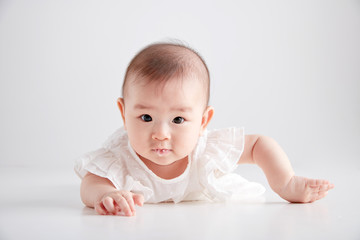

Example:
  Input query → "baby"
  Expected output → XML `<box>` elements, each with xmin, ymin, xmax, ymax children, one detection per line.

<box><xmin>75</xmin><ymin>42</ymin><xmax>334</xmax><ymax>216</ymax></box>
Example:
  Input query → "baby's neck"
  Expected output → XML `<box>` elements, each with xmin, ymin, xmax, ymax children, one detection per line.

<box><xmin>139</xmin><ymin>156</ymin><xmax>189</xmax><ymax>180</ymax></box>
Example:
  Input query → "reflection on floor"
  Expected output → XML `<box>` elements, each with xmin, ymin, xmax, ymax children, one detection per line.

<box><xmin>0</xmin><ymin>164</ymin><xmax>359</xmax><ymax>240</ymax></box>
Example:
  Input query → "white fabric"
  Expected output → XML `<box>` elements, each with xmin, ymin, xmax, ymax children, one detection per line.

<box><xmin>74</xmin><ymin>127</ymin><xmax>265</xmax><ymax>203</ymax></box>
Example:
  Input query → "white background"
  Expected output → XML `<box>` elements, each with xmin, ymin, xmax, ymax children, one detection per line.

<box><xmin>1</xmin><ymin>0</ymin><xmax>359</xmax><ymax>169</ymax></box>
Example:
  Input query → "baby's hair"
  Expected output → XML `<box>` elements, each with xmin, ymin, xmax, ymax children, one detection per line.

<box><xmin>122</xmin><ymin>41</ymin><xmax>210</xmax><ymax>105</ymax></box>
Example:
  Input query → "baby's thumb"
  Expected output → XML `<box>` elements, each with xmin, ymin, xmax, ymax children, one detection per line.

<box><xmin>132</xmin><ymin>193</ymin><xmax>144</xmax><ymax>206</ymax></box>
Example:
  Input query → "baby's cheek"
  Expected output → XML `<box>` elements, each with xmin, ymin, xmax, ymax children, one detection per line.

<box><xmin>179</xmin><ymin>132</ymin><xmax>199</xmax><ymax>153</ymax></box>
<box><xmin>127</xmin><ymin>130</ymin><xmax>147</xmax><ymax>150</ymax></box>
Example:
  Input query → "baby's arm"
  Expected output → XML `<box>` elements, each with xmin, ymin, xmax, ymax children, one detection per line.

<box><xmin>80</xmin><ymin>173</ymin><xmax>144</xmax><ymax>216</ymax></box>
<box><xmin>239</xmin><ymin>135</ymin><xmax>334</xmax><ymax>203</ymax></box>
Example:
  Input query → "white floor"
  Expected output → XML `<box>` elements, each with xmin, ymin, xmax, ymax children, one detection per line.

<box><xmin>0</xmin><ymin>163</ymin><xmax>359</xmax><ymax>240</ymax></box>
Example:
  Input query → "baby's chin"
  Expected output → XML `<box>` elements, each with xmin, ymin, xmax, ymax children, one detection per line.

<box><xmin>144</xmin><ymin>156</ymin><xmax>182</xmax><ymax>166</ymax></box>
<box><xmin>138</xmin><ymin>152</ymin><xmax>188</xmax><ymax>166</ymax></box>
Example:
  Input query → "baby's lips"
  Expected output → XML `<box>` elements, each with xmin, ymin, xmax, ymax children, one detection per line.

<box><xmin>152</xmin><ymin>148</ymin><xmax>172</xmax><ymax>156</ymax></box>
<box><xmin>155</xmin><ymin>149</ymin><xmax>170</xmax><ymax>154</ymax></box>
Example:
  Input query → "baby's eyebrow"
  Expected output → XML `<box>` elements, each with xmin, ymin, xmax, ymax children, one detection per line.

<box><xmin>133</xmin><ymin>104</ymin><xmax>193</xmax><ymax>112</ymax></box>
<box><xmin>170</xmin><ymin>106</ymin><xmax>193</xmax><ymax>112</ymax></box>
<box><xmin>134</xmin><ymin>104</ymin><xmax>153</xmax><ymax>110</ymax></box>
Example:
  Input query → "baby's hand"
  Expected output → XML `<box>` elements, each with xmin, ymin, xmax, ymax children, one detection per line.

<box><xmin>94</xmin><ymin>190</ymin><xmax>144</xmax><ymax>216</ymax></box>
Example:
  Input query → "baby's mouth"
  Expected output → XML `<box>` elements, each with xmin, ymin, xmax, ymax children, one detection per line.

<box><xmin>152</xmin><ymin>149</ymin><xmax>172</xmax><ymax>156</ymax></box>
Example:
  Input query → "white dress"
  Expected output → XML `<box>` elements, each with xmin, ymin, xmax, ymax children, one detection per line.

<box><xmin>74</xmin><ymin>127</ymin><xmax>265</xmax><ymax>203</ymax></box>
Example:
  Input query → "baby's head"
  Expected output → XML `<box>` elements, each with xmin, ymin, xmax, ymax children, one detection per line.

<box><xmin>118</xmin><ymin>42</ymin><xmax>214</xmax><ymax>166</ymax></box>
<box><xmin>122</xmin><ymin>42</ymin><xmax>210</xmax><ymax>107</ymax></box>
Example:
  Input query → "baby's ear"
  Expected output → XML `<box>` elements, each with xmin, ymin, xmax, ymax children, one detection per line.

<box><xmin>200</xmin><ymin>106</ymin><xmax>214</xmax><ymax>135</ymax></box>
<box><xmin>117</xmin><ymin>98</ymin><xmax>126</xmax><ymax>129</ymax></box>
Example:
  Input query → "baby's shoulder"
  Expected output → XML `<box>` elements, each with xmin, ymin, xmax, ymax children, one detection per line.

<box><xmin>203</xmin><ymin>127</ymin><xmax>244</xmax><ymax>145</ymax></box>
<box><xmin>102</xmin><ymin>127</ymin><xmax>128</xmax><ymax>150</ymax></box>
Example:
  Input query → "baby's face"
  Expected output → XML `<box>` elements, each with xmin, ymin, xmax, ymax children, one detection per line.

<box><xmin>119</xmin><ymin>76</ymin><xmax>213</xmax><ymax>166</ymax></box>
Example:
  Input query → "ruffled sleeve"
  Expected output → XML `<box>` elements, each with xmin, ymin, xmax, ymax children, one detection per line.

<box><xmin>74</xmin><ymin>147</ymin><xmax>119</xmax><ymax>179</ymax></box>
<box><xmin>194</xmin><ymin>127</ymin><xmax>265</xmax><ymax>201</ymax></box>
<box><xmin>74</xmin><ymin>128</ymin><xmax>153</xmax><ymax>201</ymax></box>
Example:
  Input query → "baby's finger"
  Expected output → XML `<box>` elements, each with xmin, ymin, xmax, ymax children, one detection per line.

<box><xmin>121</xmin><ymin>192</ymin><xmax>136</xmax><ymax>214</ymax></box>
<box><xmin>103</xmin><ymin>196</ymin><xmax>116</xmax><ymax>214</ymax></box>
<box><xmin>95</xmin><ymin>202</ymin><xmax>107</xmax><ymax>215</ymax></box>
<box><xmin>113</xmin><ymin>195</ymin><xmax>132</xmax><ymax>216</ymax></box>
<box><xmin>133</xmin><ymin>193</ymin><xmax>144</xmax><ymax>206</ymax></box>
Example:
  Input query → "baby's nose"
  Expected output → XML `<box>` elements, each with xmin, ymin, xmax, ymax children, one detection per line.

<box><xmin>152</xmin><ymin>123</ymin><xmax>171</xmax><ymax>141</ymax></box>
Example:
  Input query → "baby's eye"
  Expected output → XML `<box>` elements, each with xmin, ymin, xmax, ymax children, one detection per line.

<box><xmin>172</xmin><ymin>116</ymin><xmax>185</xmax><ymax>124</ymax></box>
<box><xmin>140</xmin><ymin>114</ymin><xmax>152</xmax><ymax>122</ymax></box>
